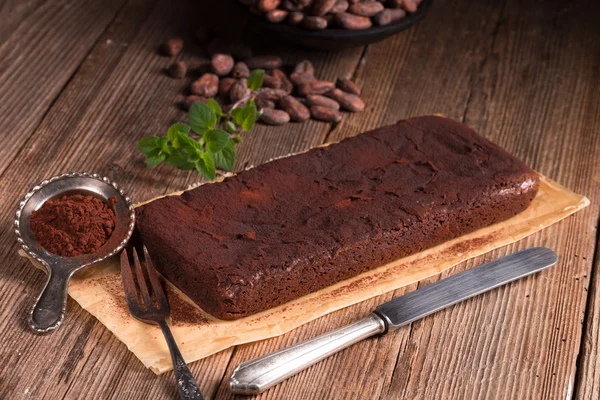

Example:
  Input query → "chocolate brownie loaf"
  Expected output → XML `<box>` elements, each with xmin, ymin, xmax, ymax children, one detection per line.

<box><xmin>136</xmin><ymin>116</ymin><xmax>539</xmax><ymax>320</ymax></box>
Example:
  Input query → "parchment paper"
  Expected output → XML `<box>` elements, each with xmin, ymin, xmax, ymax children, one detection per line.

<box><xmin>21</xmin><ymin>175</ymin><xmax>589</xmax><ymax>374</ymax></box>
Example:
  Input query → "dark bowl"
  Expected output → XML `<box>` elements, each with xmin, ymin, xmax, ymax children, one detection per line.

<box><xmin>240</xmin><ymin>0</ymin><xmax>433</xmax><ymax>51</ymax></box>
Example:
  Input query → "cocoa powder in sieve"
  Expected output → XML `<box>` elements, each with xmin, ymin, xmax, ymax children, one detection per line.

<box><xmin>30</xmin><ymin>194</ymin><xmax>118</xmax><ymax>257</ymax></box>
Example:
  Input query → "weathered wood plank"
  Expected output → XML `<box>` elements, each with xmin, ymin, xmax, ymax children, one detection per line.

<box><xmin>0</xmin><ymin>0</ymin><xmax>45</xmax><ymax>44</ymax></box>
<box><xmin>0</xmin><ymin>0</ymin><xmax>363</xmax><ymax>398</ymax></box>
<box><xmin>0</xmin><ymin>0</ymin><xmax>126</xmax><ymax>177</ymax></box>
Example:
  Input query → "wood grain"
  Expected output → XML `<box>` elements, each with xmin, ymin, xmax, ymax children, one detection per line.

<box><xmin>0</xmin><ymin>0</ymin><xmax>598</xmax><ymax>398</ymax></box>
<box><xmin>0</xmin><ymin>0</ymin><xmax>45</xmax><ymax>43</ymax></box>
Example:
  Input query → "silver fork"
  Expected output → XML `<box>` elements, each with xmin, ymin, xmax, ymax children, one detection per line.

<box><xmin>120</xmin><ymin>246</ymin><xmax>204</xmax><ymax>400</ymax></box>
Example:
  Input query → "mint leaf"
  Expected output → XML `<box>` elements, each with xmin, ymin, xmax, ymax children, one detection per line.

<box><xmin>189</xmin><ymin>101</ymin><xmax>217</xmax><ymax>135</ymax></box>
<box><xmin>205</xmin><ymin>129</ymin><xmax>230</xmax><ymax>153</ymax></box>
<box><xmin>164</xmin><ymin>152</ymin><xmax>195</xmax><ymax>170</ymax></box>
<box><xmin>207</xmin><ymin>98</ymin><xmax>223</xmax><ymax>118</ymax></box>
<box><xmin>138</xmin><ymin>137</ymin><xmax>161</xmax><ymax>155</ymax></box>
<box><xmin>247</xmin><ymin>69</ymin><xmax>264</xmax><ymax>91</ymax></box>
<box><xmin>211</xmin><ymin>139</ymin><xmax>236</xmax><ymax>171</ymax></box>
<box><xmin>167</xmin><ymin>123</ymin><xmax>191</xmax><ymax>148</ymax></box>
<box><xmin>232</xmin><ymin>102</ymin><xmax>257</xmax><ymax>131</ymax></box>
<box><xmin>195</xmin><ymin>152</ymin><xmax>216</xmax><ymax>180</ymax></box>
<box><xmin>225</xmin><ymin>120</ymin><xmax>237</xmax><ymax>135</ymax></box>
<box><xmin>146</xmin><ymin>151</ymin><xmax>166</xmax><ymax>168</ymax></box>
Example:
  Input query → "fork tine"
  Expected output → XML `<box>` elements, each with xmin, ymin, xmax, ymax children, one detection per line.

<box><xmin>132</xmin><ymin>247</ymin><xmax>153</xmax><ymax>308</ymax></box>
<box><xmin>143</xmin><ymin>246</ymin><xmax>169</xmax><ymax>311</ymax></box>
<box><xmin>120</xmin><ymin>250</ymin><xmax>140</xmax><ymax>312</ymax></box>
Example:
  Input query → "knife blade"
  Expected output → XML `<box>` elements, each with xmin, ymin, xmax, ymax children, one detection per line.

<box><xmin>229</xmin><ymin>247</ymin><xmax>557</xmax><ymax>395</ymax></box>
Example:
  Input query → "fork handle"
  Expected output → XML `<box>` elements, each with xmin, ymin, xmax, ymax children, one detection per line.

<box><xmin>158</xmin><ymin>321</ymin><xmax>204</xmax><ymax>400</ymax></box>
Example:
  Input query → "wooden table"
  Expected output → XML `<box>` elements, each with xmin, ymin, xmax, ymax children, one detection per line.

<box><xmin>1</xmin><ymin>0</ymin><xmax>598</xmax><ymax>398</ymax></box>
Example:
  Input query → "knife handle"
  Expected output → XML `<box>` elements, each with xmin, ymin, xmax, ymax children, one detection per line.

<box><xmin>229</xmin><ymin>314</ymin><xmax>387</xmax><ymax>395</ymax></box>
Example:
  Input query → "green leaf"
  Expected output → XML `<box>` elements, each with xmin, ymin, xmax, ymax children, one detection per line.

<box><xmin>231</xmin><ymin>103</ymin><xmax>257</xmax><ymax>131</ymax></box>
<box><xmin>195</xmin><ymin>152</ymin><xmax>216</xmax><ymax>180</ymax></box>
<box><xmin>207</xmin><ymin>98</ymin><xmax>223</xmax><ymax>118</ymax></box>
<box><xmin>211</xmin><ymin>139</ymin><xmax>236</xmax><ymax>172</ymax></box>
<box><xmin>146</xmin><ymin>152</ymin><xmax>166</xmax><ymax>168</ymax></box>
<box><xmin>233</xmin><ymin>135</ymin><xmax>242</xmax><ymax>144</ymax></box>
<box><xmin>247</xmin><ymin>69</ymin><xmax>264</xmax><ymax>91</ymax></box>
<box><xmin>205</xmin><ymin>129</ymin><xmax>230</xmax><ymax>153</ymax></box>
<box><xmin>225</xmin><ymin>120</ymin><xmax>237</xmax><ymax>135</ymax></box>
<box><xmin>188</xmin><ymin>101</ymin><xmax>217</xmax><ymax>135</ymax></box>
<box><xmin>167</xmin><ymin>123</ymin><xmax>191</xmax><ymax>148</ymax></box>
<box><xmin>164</xmin><ymin>152</ymin><xmax>195</xmax><ymax>170</ymax></box>
<box><xmin>138</xmin><ymin>136</ymin><xmax>161</xmax><ymax>155</ymax></box>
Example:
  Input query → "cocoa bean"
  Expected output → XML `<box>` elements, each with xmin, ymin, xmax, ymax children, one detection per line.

<box><xmin>348</xmin><ymin>0</ymin><xmax>360</xmax><ymax>3</ymax></box>
<box><xmin>162</xmin><ymin>37</ymin><xmax>183</xmax><ymax>56</ymax></box>
<box><xmin>279</xmin><ymin>95</ymin><xmax>310</xmax><ymax>122</ymax></box>
<box><xmin>310</xmin><ymin>105</ymin><xmax>342</xmax><ymax>122</ymax></box>
<box><xmin>255</xmin><ymin>95</ymin><xmax>276</xmax><ymax>109</ymax></box>
<box><xmin>402</xmin><ymin>0</ymin><xmax>418</xmax><ymax>12</ymax></box>
<box><xmin>260</xmin><ymin>108</ymin><xmax>290</xmax><ymax>125</ymax></box>
<box><xmin>282</xmin><ymin>0</ymin><xmax>304</xmax><ymax>11</ymax></box>
<box><xmin>263</xmin><ymin>74</ymin><xmax>282</xmax><ymax>89</ymax></box>
<box><xmin>232</xmin><ymin>61</ymin><xmax>250</xmax><ymax>78</ymax></box>
<box><xmin>322</xmin><ymin>14</ymin><xmax>334</xmax><ymax>24</ymax></box>
<box><xmin>271</xmin><ymin>69</ymin><xmax>294</xmax><ymax>93</ymax></box>
<box><xmin>302</xmin><ymin>16</ymin><xmax>328</xmax><ymax>30</ymax></box>
<box><xmin>330</xmin><ymin>0</ymin><xmax>349</xmax><ymax>13</ymax></box>
<box><xmin>257</xmin><ymin>0</ymin><xmax>281</xmax><ymax>12</ymax></box>
<box><xmin>373</xmin><ymin>8</ymin><xmax>406</xmax><ymax>25</ymax></box>
<box><xmin>311</xmin><ymin>0</ymin><xmax>337</xmax><ymax>16</ymax></box>
<box><xmin>348</xmin><ymin>2</ymin><xmax>384</xmax><ymax>17</ymax></box>
<box><xmin>191</xmin><ymin>73</ymin><xmax>219</xmax><ymax>97</ymax></box>
<box><xmin>219</xmin><ymin>77</ymin><xmax>236</xmax><ymax>98</ymax></box>
<box><xmin>183</xmin><ymin>95</ymin><xmax>208</xmax><ymax>110</ymax></box>
<box><xmin>294</xmin><ymin>60</ymin><xmax>315</xmax><ymax>75</ymax></box>
<box><xmin>327</xmin><ymin>88</ymin><xmax>364</xmax><ymax>112</ymax></box>
<box><xmin>306</xmin><ymin>94</ymin><xmax>340</xmax><ymax>110</ymax></box>
<box><xmin>211</xmin><ymin>54</ymin><xmax>235</xmax><ymax>76</ymax></box>
<box><xmin>335</xmin><ymin>12</ymin><xmax>372</xmax><ymax>29</ymax></box>
<box><xmin>296</xmin><ymin>0</ymin><xmax>313</xmax><ymax>6</ymax></box>
<box><xmin>257</xmin><ymin>87</ymin><xmax>288</xmax><ymax>101</ymax></box>
<box><xmin>230</xmin><ymin>41</ymin><xmax>253</xmax><ymax>60</ymax></box>
<box><xmin>207</xmin><ymin>38</ymin><xmax>231</xmax><ymax>56</ymax></box>
<box><xmin>167</xmin><ymin>61</ymin><xmax>187</xmax><ymax>79</ymax></box>
<box><xmin>246</xmin><ymin>56</ymin><xmax>283</xmax><ymax>70</ymax></box>
<box><xmin>296</xmin><ymin>79</ymin><xmax>335</xmax><ymax>96</ymax></box>
<box><xmin>290</xmin><ymin>72</ymin><xmax>312</xmax><ymax>85</ymax></box>
<box><xmin>386</xmin><ymin>0</ymin><xmax>403</xmax><ymax>8</ymax></box>
<box><xmin>336</xmin><ymin>77</ymin><xmax>361</xmax><ymax>95</ymax></box>
<box><xmin>266</xmin><ymin>9</ymin><xmax>289</xmax><ymax>22</ymax></box>
<box><xmin>288</xmin><ymin>11</ymin><xmax>305</xmax><ymax>25</ymax></box>
<box><xmin>230</xmin><ymin>79</ymin><xmax>251</xmax><ymax>103</ymax></box>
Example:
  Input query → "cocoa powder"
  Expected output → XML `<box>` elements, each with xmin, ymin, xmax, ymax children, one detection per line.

<box><xmin>30</xmin><ymin>194</ymin><xmax>118</xmax><ymax>257</ymax></box>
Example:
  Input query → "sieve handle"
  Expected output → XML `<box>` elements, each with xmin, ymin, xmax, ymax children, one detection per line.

<box><xmin>29</xmin><ymin>265</ymin><xmax>72</xmax><ymax>334</ymax></box>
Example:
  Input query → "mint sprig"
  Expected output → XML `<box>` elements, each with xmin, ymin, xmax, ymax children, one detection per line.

<box><xmin>138</xmin><ymin>70</ymin><xmax>264</xmax><ymax>180</ymax></box>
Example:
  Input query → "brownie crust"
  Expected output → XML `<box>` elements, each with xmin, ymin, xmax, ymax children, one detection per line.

<box><xmin>136</xmin><ymin>116</ymin><xmax>539</xmax><ymax>319</ymax></box>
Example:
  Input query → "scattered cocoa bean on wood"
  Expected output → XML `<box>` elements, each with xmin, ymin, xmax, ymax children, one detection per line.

<box><xmin>297</xmin><ymin>79</ymin><xmax>335</xmax><ymax>96</ymax></box>
<box><xmin>183</xmin><ymin>95</ymin><xmax>208</xmax><ymax>110</ymax></box>
<box><xmin>191</xmin><ymin>73</ymin><xmax>219</xmax><ymax>97</ymax></box>
<box><xmin>306</xmin><ymin>94</ymin><xmax>340</xmax><ymax>110</ymax></box>
<box><xmin>162</xmin><ymin>37</ymin><xmax>183</xmax><ymax>56</ymax></box>
<box><xmin>211</xmin><ymin>54</ymin><xmax>235</xmax><ymax>76</ymax></box>
<box><xmin>279</xmin><ymin>95</ymin><xmax>311</xmax><ymax>122</ymax></box>
<box><xmin>336</xmin><ymin>77</ymin><xmax>360</xmax><ymax>95</ymax></box>
<box><xmin>327</xmin><ymin>88</ymin><xmax>365</xmax><ymax>112</ymax></box>
<box><xmin>255</xmin><ymin>96</ymin><xmax>276</xmax><ymax>109</ymax></box>
<box><xmin>232</xmin><ymin>61</ymin><xmax>250</xmax><ymax>78</ymax></box>
<box><xmin>167</xmin><ymin>61</ymin><xmax>187</xmax><ymax>79</ymax></box>
<box><xmin>271</xmin><ymin>69</ymin><xmax>294</xmax><ymax>93</ymax></box>
<box><xmin>310</xmin><ymin>105</ymin><xmax>342</xmax><ymax>122</ymax></box>
<box><xmin>230</xmin><ymin>79</ymin><xmax>251</xmax><ymax>103</ymax></box>
<box><xmin>219</xmin><ymin>77</ymin><xmax>236</xmax><ymax>97</ymax></box>
<box><xmin>246</xmin><ymin>56</ymin><xmax>283</xmax><ymax>70</ymax></box>
<box><xmin>260</xmin><ymin>108</ymin><xmax>291</xmax><ymax>125</ymax></box>
<box><xmin>335</xmin><ymin>12</ymin><xmax>372</xmax><ymax>29</ymax></box>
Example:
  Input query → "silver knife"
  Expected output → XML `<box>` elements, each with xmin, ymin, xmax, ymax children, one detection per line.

<box><xmin>229</xmin><ymin>247</ymin><xmax>558</xmax><ymax>395</ymax></box>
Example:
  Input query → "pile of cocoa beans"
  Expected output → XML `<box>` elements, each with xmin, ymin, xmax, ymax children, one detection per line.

<box><xmin>241</xmin><ymin>0</ymin><xmax>424</xmax><ymax>30</ymax></box>
<box><xmin>162</xmin><ymin>36</ymin><xmax>365</xmax><ymax>126</ymax></box>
